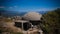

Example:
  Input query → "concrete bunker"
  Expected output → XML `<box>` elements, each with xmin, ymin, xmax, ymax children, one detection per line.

<box><xmin>29</xmin><ymin>20</ymin><xmax>41</xmax><ymax>25</ymax></box>
<box><xmin>23</xmin><ymin>12</ymin><xmax>42</xmax><ymax>25</ymax></box>
<box><xmin>14</xmin><ymin>20</ymin><xmax>32</xmax><ymax>31</ymax></box>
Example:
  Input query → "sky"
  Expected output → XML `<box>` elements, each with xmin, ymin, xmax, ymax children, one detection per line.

<box><xmin>0</xmin><ymin>0</ymin><xmax>60</xmax><ymax>12</ymax></box>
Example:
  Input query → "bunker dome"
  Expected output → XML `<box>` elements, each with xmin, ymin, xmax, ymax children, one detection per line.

<box><xmin>23</xmin><ymin>12</ymin><xmax>42</xmax><ymax>25</ymax></box>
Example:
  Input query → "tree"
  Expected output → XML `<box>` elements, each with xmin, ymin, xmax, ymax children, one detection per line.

<box><xmin>40</xmin><ymin>8</ymin><xmax>60</xmax><ymax>34</ymax></box>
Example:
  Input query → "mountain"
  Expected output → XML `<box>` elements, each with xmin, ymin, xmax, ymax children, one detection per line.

<box><xmin>0</xmin><ymin>10</ymin><xmax>48</xmax><ymax>17</ymax></box>
<box><xmin>37</xmin><ymin>11</ymin><xmax>48</xmax><ymax>14</ymax></box>
<box><xmin>1</xmin><ymin>11</ymin><xmax>27</xmax><ymax>17</ymax></box>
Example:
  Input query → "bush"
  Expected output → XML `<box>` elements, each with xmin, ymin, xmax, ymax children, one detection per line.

<box><xmin>40</xmin><ymin>8</ymin><xmax>60</xmax><ymax>34</ymax></box>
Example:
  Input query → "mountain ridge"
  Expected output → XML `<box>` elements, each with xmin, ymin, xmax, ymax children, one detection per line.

<box><xmin>0</xmin><ymin>10</ymin><xmax>48</xmax><ymax>17</ymax></box>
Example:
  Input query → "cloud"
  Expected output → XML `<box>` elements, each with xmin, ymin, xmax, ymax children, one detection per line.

<box><xmin>0</xmin><ymin>6</ymin><xmax>5</xmax><ymax>8</ymax></box>
<box><xmin>14</xmin><ymin>6</ymin><xmax>17</xmax><ymax>8</ymax></box>
<box><xmin>9</xmin><ymin>6</ymin><xmax>17</xmax><ymax>9</ymax></box>
<box><xmin>9</xmin><ymin>7</ymin><xmax>13</xmax><ymax>9</ymax></box>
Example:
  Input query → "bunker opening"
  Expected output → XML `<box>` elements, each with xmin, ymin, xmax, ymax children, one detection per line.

<box><xmin>14</xmin><ymin>21</ymin><xmax>32</xmax><ymax>31</ymax></box>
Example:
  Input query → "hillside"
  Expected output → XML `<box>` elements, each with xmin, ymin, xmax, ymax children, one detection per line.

<box><xmin>40</xmin><ymin>8</ymin><xmax>60</xmax><ymax>34</ymax></box>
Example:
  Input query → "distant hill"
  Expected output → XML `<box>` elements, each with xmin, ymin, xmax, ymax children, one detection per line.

<box><xmin>0</xmin><ymin>10</ymin><xmax>48</xmax><ymax>17</ymax></box>
<box><xmin>37</xmin><ymin>11</ymin><xmax>48</xmax><ymax>14</ymax></box>
<box><xmin>1</xmin><ymin>11</ymin><xmax>27</xmax><ymax>17</ymax></box>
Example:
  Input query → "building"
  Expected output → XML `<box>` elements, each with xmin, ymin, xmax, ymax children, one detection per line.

<box><xmin>14</xmin><ymin>20</ymin><xmax>32</xmax><ymax>31</ymax></box>
<box><xmin>23</xmin><ymin>12</ymin><xmax>42</xmax><ymax>25</ymax></box>
<box><xmin>14</xmin><ymin>20</ymin><xmax>43</xmax><ymax>34</ymax></box>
